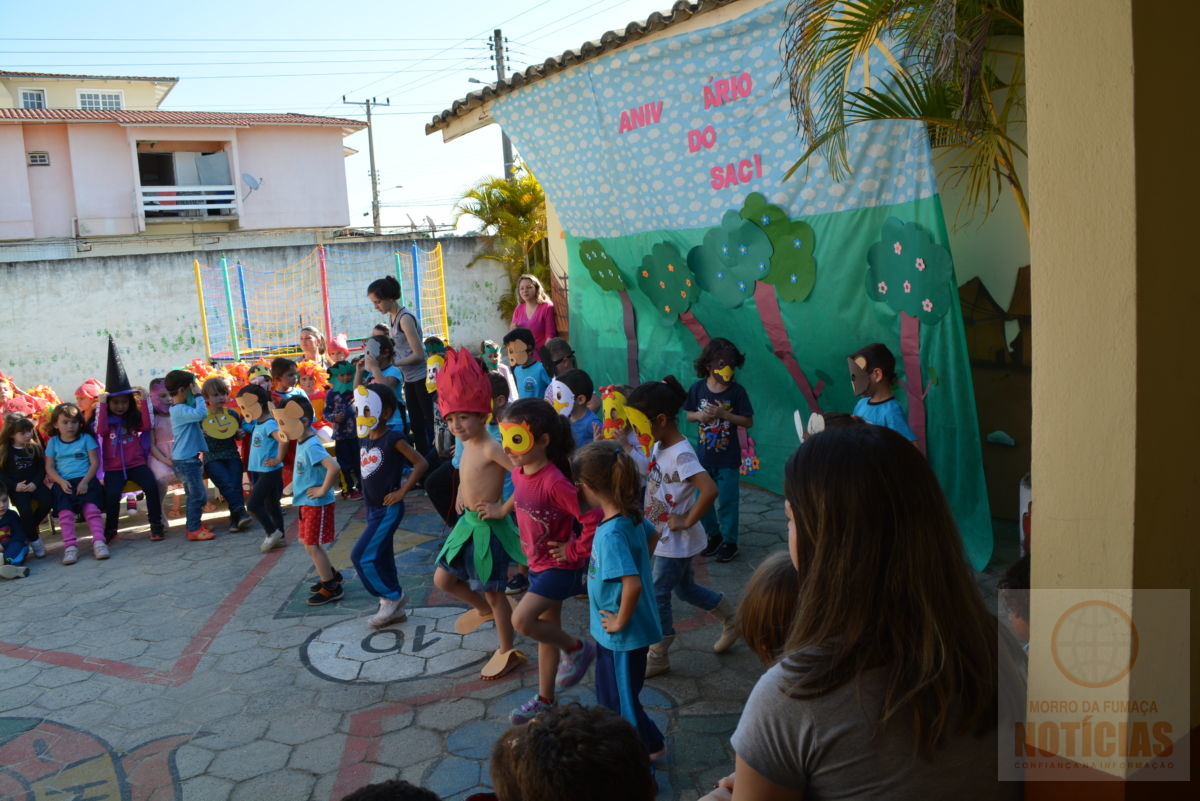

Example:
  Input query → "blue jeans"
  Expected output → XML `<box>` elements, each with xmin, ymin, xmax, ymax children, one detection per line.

<box><xmin>204</xmin><ymin>457</ymin><xmax>245</xmax><ymax>518</ymax></box>
<box><xmin>174</xmin><ymin>457</ymin><xmax>206</xmax><ymax>531</ymax></box>
<box><xmin>699</xmin><ymin>466</ymin><xmax>741</xmax><ymax>544</ymax></box>
<box><xmin>652</xmin><ymin>554</ymin><xmax>721</xmax><ymax>637</ymax></box>
<box><xmin>352</xmin><ymin>503</ymin><xmax>405</xmax><ymax>600</ymax></box>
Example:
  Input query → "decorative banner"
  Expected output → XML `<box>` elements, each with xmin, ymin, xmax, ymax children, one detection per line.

<box><xmin>490</xmin><ymin>0</ymin><xmax>991</xmax><ymax>568</ymax></box>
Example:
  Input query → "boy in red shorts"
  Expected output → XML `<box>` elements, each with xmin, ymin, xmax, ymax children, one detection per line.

<box><xmin>276</xmin><ymin>396</ymin><xmax>342</xmax><ymax>604</ymax></box>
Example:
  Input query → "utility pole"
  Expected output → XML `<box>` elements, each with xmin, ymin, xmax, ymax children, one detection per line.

<box><xmin>344</xmin><ymin>95</ymin><xmax>390</xmax><ymax>233</ymax></box>
<box><xmin>491</xmin><ymin>29</ymin><xmax>516</xmax><ymax>181</ymax></box>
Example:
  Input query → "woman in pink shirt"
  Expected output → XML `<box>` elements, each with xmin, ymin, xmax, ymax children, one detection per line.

<box><xmin>509</xmin><ymin>274</ymin><xmax>557</xmax><ymax>352</ymax></box>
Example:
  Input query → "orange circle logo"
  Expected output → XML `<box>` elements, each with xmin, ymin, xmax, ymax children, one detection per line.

<box><xmin>1050</xmin><ymin>600</ymin><xmax>1138</xmax><ymax>688</ymax></box>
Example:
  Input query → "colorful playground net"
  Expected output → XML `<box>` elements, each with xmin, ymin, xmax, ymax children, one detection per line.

<box><xmin>194</xmin><ymin>242</ymin><xmax>449</xmax><ymax>362</ymax></box>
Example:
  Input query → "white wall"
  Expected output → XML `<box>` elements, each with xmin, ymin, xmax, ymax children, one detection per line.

<box><xmin>0</xmin><ymin>234</ymin><xmax>507</xmax><ymax>398</ymax></box>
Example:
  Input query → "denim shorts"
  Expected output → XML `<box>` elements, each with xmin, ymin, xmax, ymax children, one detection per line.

<box><xmin>436</xmin><ymin>536</ymin><xmax>513</xmax><ymax>594</ymax></box>
<box><xmin>528</xmin><ymin>567</ymin><xmax>586</xmax><ymax>602</ymax></box>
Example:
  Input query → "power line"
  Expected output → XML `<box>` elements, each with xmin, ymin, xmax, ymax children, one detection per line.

<box><xmin>511</xmin><ymin>0</ymin><xmax>636</xmax><ymax>54</ymax></box>
<box><xmin>344</xmin><ymin>0</ymin><xmax>556</xmax><ymax>101</ymax></box>
<box><xmin>0</xmin><ymin>36</ymin><xmax>482</xmax><ymax>42</ymax></box>
<box><xmin>5</xmin><ymin>48</ymin><xmax>491</xmax><ymax>54</ymax></box>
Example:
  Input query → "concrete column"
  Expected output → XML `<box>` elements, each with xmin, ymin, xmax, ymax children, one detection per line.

<box><xmin>1026</xmin><ymin>0</ymin><xmax>1198</xmax><ymax>794</ymax></box>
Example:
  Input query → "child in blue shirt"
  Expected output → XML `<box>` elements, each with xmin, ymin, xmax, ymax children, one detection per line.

<box><xmin>235</xmin><ymin>384</ymin><xmax>290</xmax><ymax>552</ymax></box>
<box><xmin>563</xmin><ymin>440</ymin><xmax>664</xmax><ymax>759</ymax></box>
<box><xmin>164</xmin><ymin>370</ymin><xmax>214</xmax><ymax>541</ymax></box>
<box><xmin>503</xmin><ymin>327</ymin><xmax>550</xmax><ymax>400</ymax></box>
<box><xmin>554</xmin><ymin>368</ymin><xmax>600</xmax><ymax>447</ymax></box>
<box><xmin>277</xmin><ymin>396</ymin><xmax>342</xmax><ymax>605</ymax></box>
<box><xmin>847</xmin><ymin>343</ymin><xmax>917</xmax><ymax>443</ymax></box>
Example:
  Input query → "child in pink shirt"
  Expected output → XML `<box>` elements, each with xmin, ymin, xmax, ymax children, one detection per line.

<box><xmin>482</xmin><ymin>397</ymin><xmax>596</xmax><ymax>725</ymax></box>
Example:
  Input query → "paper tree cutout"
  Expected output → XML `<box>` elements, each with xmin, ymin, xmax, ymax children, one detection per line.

<box><xmin>579</xmin><ymin>239</ymin><xmax>639</xmax><ymax>384</ymax></box>
<box><xmin>689</xmin><ymin>210</ymin><xmax>772</xmax><ymax>309</ymax></box>
<box><xmin>740</xmin><ymin>193</ymin><xmax>816</xmax><ymax>304</ymax></box>
<box><xmin>579</xmin><ymin>239</ymin><xmax>626</xmax><ymax>291</ymax></box>
<box><xmin>865</xmin><ymin>217</ymin><xmax>954</xmax><ymax>453</ymax></box>
<box><xmin>636</xmin><ymin>242</ymin><xmax>710</xmax><ymax>347</ymax></box>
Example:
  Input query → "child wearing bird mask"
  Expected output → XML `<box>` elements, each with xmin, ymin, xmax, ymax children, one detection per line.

<box><xmin>683</xmin><ymin>338</ymin><xmax>754</xmax><ymax>564</ymax></box>
<box><xmin>323</xmin><ymin>360</ymin><xmax>362</xmax><ymax>499</ymax></box>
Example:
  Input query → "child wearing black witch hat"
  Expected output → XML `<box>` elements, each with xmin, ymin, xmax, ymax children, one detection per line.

<box><xmin>95</xmin><ymin>337</ymin><xmax>165</xmax><ymax>542</ymax></box>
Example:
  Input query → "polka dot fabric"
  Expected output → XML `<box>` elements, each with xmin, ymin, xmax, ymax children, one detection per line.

<box><xmin>490</xmin><ymin>0</ymin><xmax>939</xmax><ymax>238</ymax></box>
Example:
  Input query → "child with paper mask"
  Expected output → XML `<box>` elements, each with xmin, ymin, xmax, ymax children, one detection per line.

<box><xmin>684</xmin><ymin>337</ymin><xmax>754</xmax><ymax>564</ymax></box>
<box><xmin>236</xmin><ymin>384</ymin><xmax>290</xmax><ymax>552</ymax></box>
<box><xmin>600</xmin><ymin>384</ymin><xmax>653</xmax><ymax>479</ymax></box>
<box><xmin>549</xmin><ymin>369</ymin><xmax>600</xmax><ymax>447</ymax></box>
<box><xmin>481</xmin><ymin>339</ymin><xmax>518</xmax><ymax>401</ymax></box>
<box><xmin>627</xmin><ymin>377</ymin><xmax>736</xmax><ymax>678</ymax></box>
<box><xmin>491</xmin><ymin>397</ymin><xmax>596</xmax><ymax>724</ymax></box>
<box><xmin>352</xmin><ymin>383</ymin><xmax>427</xmax><ymax>628</ymax></box>
<box><xmin>164</xmin><ymin>370</ymin><xmax>215</xmax><ymax>542</ymax></box>
<box><xmin>847</xmin><ymin>342</ymin><xmax>918</xmax><ymax>444</ymax></box>
<box><xmin>200</xmin><ymin>376</ymin><xmax>249</xmax><ymax>535</ymax></box>
<box><xmin>502</xmin><ymin>327</ymin><xmax>550</xmax><ymax>400</ymax></box>
<box><xmin>433</xmin><ymin>348</ymin><xmax>528</xmax><ymax>681</ymax></box>
<box><xmin>274</xmin><ymin>395</ymin><xmax>343</xmax><ymax>605</ymax></box>
<box><xmin>357</xmin><ymin>335</ymin><xmax>411</xmax><ymax>435</ymax></box>
<box><xmin>323</xmin><ymin>360</ymin><xmax>362</xmax><ymax>499</ymax></box>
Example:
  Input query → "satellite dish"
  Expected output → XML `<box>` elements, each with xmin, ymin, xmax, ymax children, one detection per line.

<box><xmin>241</xmin><ymin>173</ymin><xmax>263</xmax><ymax>201</ymax></box>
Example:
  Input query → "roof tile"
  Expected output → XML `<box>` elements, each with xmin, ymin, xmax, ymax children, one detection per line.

<box><xmin>0</xmin><ymin>108</ymin><xmax>363</xmax><ymax>129</ymax></box>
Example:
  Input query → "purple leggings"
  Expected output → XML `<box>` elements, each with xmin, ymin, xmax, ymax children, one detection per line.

<box><xmin>59</xmin><ymin>504</ymin><xmax>105</xmax><ymax>547</ymax></box>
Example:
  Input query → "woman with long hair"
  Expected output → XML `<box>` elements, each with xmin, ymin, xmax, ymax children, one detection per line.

<box><xmin>509</xmin><ymin>273</ymin><xmax>557</xmax><ymax>352</ymax></box>
<box><xmin>716</xmin><ymin>424</ymin><xmax>1023</xmax><ymax>800</ymax></box>
<box><xmin>366</xmin><ymin>276</ymin><xmax>433</xmax><ymax>453</ymax></box>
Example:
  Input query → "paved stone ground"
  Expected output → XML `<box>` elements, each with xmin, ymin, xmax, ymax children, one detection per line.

<box><xmin>0</xmin><ymin>484</ymin><xmax>1017</xmax><ymax>801</ymax></box>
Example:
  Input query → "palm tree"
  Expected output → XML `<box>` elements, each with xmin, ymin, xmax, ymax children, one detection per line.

<box><xmin>782</xmin><ymin>0</ymin><xmax>1027</xmax><ymax>234</ymax></box>
<box><xmin>454</xmin><ymin>167</ymin><xmax>549</xmax><ymax>319</ymax></box>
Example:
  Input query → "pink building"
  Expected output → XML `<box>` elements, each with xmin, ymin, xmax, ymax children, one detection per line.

<box><xmin>0</xmin><ymin>107</ymin><xmax>364</xmax><ymax>241</ymax></box>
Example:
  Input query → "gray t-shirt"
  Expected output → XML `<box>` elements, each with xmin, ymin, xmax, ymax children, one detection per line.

<box><xmin>388</xmin><ymin>307</ymin><xmax>426</xmax><ymax>383</ymax></box>
<box><xmin>731</xmin><ymin>657</ymin><xmax>1024</xmax><ymax>800</ymax></box>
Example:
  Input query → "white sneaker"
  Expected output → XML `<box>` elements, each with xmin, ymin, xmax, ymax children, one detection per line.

<box><xmin>93</xmin><ymin>540</ymin><xmax>110</xmax><ymax>560</ymax></box>
<box><xmin>0</xmin><ymin>564</ymin><xmax>29</xmax><ymax>579</ymax></box>
<box><xmin>259</xmin><ymin>531</ymin><xmax>284</xmax><ymax>553</ymax></box>
<box><xmin>367</xmin><ymin>594</ymin><xmax>408</xmax><ymax>629</ymax></box>
<box><xmin>62</xmin><ymin>545</ymin><xmax>79</xmax><ymax>565</ymax></box>
<box><xmin>31</xmin><ymin>540</ymin><xmax>47</xmax><ymax>558</ymax></box>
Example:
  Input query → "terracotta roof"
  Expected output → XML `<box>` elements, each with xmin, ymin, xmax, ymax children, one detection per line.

<box><xmin>426</xmin><ymin>0</ymin><xmax>739</xmax><ymax>134</ymax></box>
<box><xmin>0</xmin><ymin>69</ymin><xmax>178</xmax><ymax>83</ymax></box>
<box><xmin>0</xmin><ymin>108</ymin><xmax>364</xmax><ymax>130</ymax></box>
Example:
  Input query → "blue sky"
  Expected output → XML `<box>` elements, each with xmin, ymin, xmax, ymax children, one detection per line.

<box><xmin>4</xmin><ymin>0</ymin><xmax>676</xmax><ymax>232</ymax></box>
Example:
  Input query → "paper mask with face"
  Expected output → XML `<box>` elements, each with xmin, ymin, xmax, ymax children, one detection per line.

<box><xmin>365</xmin><ymin>338</ymin><xmax>383</xmax><ymax>359</ymax></box>
<box><xmin>624</xmin><ymin>405</ymin><xmax>654</xmax><ymax>456</ymax></box>
<box><xmin>272</xmin><ymin>398</ymin><xmax>308</xmax><ymax>442</ymax></box>
<box><xmin>248</xmin><ymin>364</ymin><xmax>272</xmax><ymax>388</ymax></box>
<box><xmin>548</xmin><ymin>378</ymin><xmax>573</xmax><ymax>417</ymax></box>
<box><xmin>505</xmin><ymin>339</ymin><xmax>530</xmax><ymax>368</ymax></box>
<box><xmin>329</xmin><ymin>361</ymin><xmax>355</xmax><ymax>392</ymax></box>
<box><xmin>712</xmin><ymin>365</ymin><xmax>735</xmax><ymax>383</ymax></box>
<box><xmin>426</xmin><ymin>353</ymin><xmax>445</xmax><ymax>394</ymax></box>
<box><xmin>202</xmin><ymin>408</ymin><xmax>240</xmax><ymax>440</ymax></box>
<box><xmin>235</xmin><ymin>392</ymin><xmax>264</xmax><ymax>422</ymax></box>
<box><xmin>499</xmin><ymin>420</ymin><xmax>535</xmax><ymax>456</ymax></box>
<box><xmin>354</xmin><ymin>385</ymin><xmax>382</xmax><ymax>437</ymax></box>
<box><xmin>482</xmin><ymin>340</ymin><xmax>501</xmax><ymax>369</ymax></box>
<box><xmin>848</xmin><ymin>356</ymin><xmax>872</xmax><ymax>397</ymax></box>
<box><xmin>599</xmin><ymin>386</ymin><xmax>627</xmax><ymax>441</ymax></box>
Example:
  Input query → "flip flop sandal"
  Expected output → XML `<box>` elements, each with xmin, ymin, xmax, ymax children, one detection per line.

<box><xmin>480</xmin><ymin>648</ymin><xmax>527</xmax><ymax>680</ymax></box>
<box><xmin>454</xmin><ymin>608</ymin><xmax>495</xmax><ymax>635</ymax></box>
